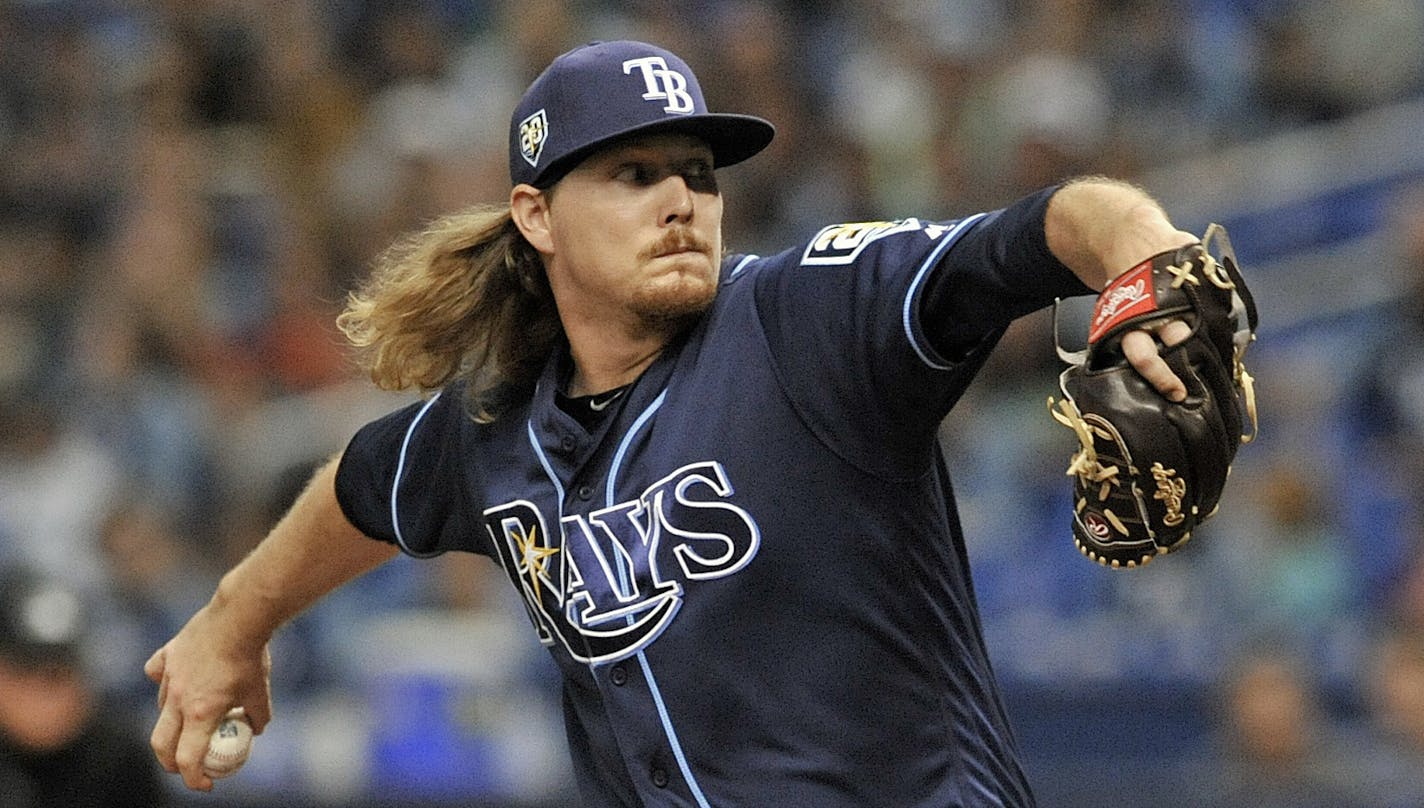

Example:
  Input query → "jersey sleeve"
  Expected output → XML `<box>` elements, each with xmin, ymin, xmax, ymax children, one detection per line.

<box><xmin>919</xmin><ymin>185</ymin><xmax>1094</xmax><ymax>362</ymax></box>
<box><xmin>334</xmin><ymin>388</ymin><xmax>475</xmax><ymax>557</ymax></box>
<box><xmin>745</xmin><ymin>186</ymin><xmax>1090</xmax><ymax>476</ymax></box>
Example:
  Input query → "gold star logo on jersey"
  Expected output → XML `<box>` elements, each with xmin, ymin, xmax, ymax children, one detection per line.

<box><xmin>513</xmin><ymin>525</ymin><xmax>559</xmax><ymax>602</ymax></box>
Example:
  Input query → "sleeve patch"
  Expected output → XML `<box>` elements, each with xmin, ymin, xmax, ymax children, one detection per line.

<box><xmin>801</xmin><ymin>218</ymin><xmax>946</xmax><ymax>266</ymax></box>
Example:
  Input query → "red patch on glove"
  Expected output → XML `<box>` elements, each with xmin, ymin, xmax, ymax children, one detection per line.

<box><xmin>1089</xmin><ymin>260</ymin><xmax>1158</xmax><ymax>344</ymax></box>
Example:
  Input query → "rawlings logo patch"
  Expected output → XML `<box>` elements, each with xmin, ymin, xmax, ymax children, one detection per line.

<box><xmin>1089</xmin><ymin>262</ymin><xmax>1157</xmax><ymax>343</ymax></box>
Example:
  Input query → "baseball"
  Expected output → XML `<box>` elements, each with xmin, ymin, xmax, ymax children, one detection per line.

<box><xmin>202</xmin><ymin>707</ymin><xmax>253</xmax><ymax>779</ymax></box>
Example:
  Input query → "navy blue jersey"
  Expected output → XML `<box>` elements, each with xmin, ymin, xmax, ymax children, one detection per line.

<box><xmin>336</xmin><ymin>187</ymin><xmax>1091</xmax><ymax>807</ymax></box>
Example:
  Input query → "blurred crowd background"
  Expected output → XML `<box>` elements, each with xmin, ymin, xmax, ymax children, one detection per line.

<box><xmin>1</xmin><ymin>0</ymin><xmax>1423</xmax><ymax>806</ymax></box>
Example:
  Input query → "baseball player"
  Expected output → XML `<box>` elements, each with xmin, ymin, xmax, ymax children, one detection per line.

<box><xmin>147</xmin><ymin>40</ymin><xmax>1207</xmax><ymax>805</ymax></box>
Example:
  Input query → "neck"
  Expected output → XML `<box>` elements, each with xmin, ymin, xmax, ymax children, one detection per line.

<box><xmin>563</xmin><ymin>323</ymin><xmax>675</xmax><ymax>396</ymax></box>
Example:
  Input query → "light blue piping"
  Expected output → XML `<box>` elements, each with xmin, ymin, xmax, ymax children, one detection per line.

<box><xmin>525</xmin><ymin>390</ymin><xmax>594</xmax><ymax>671</ymax></box>
<box><xmin>606</xmin><ymin>388</ymin><xmax>712</xmax><ymax>808</ymax></box>
<box><xmin>901</xmin><ymin>213</ymin><xmax>987</xmax><ymax>370</ymax></box>
<box><xmin>527</xmin><ymin>418</ymin><xmax>567</xmax><ymax>508</ymax></box>
<box><xmin>390</xmin><ymin>393</ymin><xmax>444</xmax><ymax>557</ymax></box>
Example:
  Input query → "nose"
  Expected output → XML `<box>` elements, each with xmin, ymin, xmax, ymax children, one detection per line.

<box><xmin>662</xmin><ymin>175</ymin><xmax>694</xmax><ymax>225</ymax></box>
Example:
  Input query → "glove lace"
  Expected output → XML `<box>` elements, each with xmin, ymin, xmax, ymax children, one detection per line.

<box><xmin>1235</xmin><ymin>355</ymin><xmax>1259</xmax><ymax>444</ymax></box>
<box><xmin>1049</xmin><ymin>397</ymin><xmax>1120</xmax><ymax>500</ymax></box>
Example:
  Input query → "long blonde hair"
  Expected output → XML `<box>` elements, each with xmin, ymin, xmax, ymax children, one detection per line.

<box><xmin>337</xmin><ymin>205</ymin><xmax>561</xmax><ymax>422</ymax></box>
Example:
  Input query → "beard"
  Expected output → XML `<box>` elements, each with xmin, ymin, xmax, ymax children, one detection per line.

<box><xmin>630</xmin><ymin>229</ymin><xmax>720</xmax><ymax>327</ymax></box>
<box><xmin>629</xmin><ymin>270</ymin><xmax>717</xmax><ymax>330</ymax></box>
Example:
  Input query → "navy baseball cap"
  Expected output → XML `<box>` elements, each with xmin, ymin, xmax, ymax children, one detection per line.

<box><xmin>509</xmin><ymin>40</ymin><xmax>775</xmax><ymax>188</ymax></box>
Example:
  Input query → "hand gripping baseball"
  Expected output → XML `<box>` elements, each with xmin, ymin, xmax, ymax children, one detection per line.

<box><xmin>145</xmin><ymin>604</ymin><xmax>273</xmax><ymax>791</ymax></box>
<box><xmin>1048</xmin><ymin>224</ymin><xmax>1259</xmax><ymax>567</ymax></box>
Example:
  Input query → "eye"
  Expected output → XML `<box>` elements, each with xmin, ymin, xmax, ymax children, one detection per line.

<box><xmin>680</xmin><ymin>160</ymin><xmax>718</xmax><ymax>194</ymax></box>
<box><xmin>613</xmin><ymin>162</ymin><xmax>660</xmax><ymax>185</ymax></box>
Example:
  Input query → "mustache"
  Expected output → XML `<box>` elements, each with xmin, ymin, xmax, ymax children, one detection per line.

<box><xmin>639</xmin><ymin>228</ymin><xmax>714</xmax><ymax>262</ymax></box>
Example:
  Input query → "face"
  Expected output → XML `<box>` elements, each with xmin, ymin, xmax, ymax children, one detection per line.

<box><xmin>517</xmin><ymin>133</ymin><xmax>724</xmax><ymax>334</ymax></box>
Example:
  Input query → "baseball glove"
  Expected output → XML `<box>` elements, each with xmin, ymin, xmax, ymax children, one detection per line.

<box><xmin>1049</xmin><ymin>224</ymin><xmax>1258</xmax><ymax>568</ymax></box>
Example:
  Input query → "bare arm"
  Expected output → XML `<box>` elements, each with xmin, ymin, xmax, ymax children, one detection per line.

<box><xmin>145</xmin><ymin>455</ymin><xmax>399</xmax><ymax>792</ymax></box>
<box><xmin>1045</xmin><ymin>177</ymin><xmax>1199</xmax><ymax>401</ymax></box>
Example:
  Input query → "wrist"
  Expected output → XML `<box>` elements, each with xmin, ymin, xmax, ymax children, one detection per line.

<box><xmin>1099</xmin><ymin>203</ymin><xmax>1196</xmax><ymax>282</ymax></box>
<box><xmin>1047</xmin><ymin>178</ymin><xmax>1196</xmax><ymax>289</ymax></box>
<box><xmin>207</xmin><ymin>569</ymin><xmax>283</xmax><ymax>648</ymax></box>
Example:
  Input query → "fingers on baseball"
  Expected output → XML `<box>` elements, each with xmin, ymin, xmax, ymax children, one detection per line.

<box><xmin>179</xmin><ymin>731</ymin><xmax>217</xmax><ymax>791</ymax></box>
<box><xmin>151</xmin><ymin>691</ymin><xmax>227</xmax><ymax>790</ymax></box>
<box><xmin>245</xmin><ymin>647</ymin><xmax>274</xmax><ymax>734</ymax></box>
<box><xmin>149</xmin><ymin>701</ymin><xmax>180</xmax><ymax>772</ymax></box>
<box><xmin>244</xmin><ymin>695</ymin><xmax>272</xmax><ymax>735</ymax></box>
<box><xmin>177</xmin><ymin>708</ymin><xmax>223</xmax><ymax>791</ymax></box>
<box><xmin>1122</xmin><ymin>325</ymin><xmax>1189</xmax><ymax>402</ymax></box>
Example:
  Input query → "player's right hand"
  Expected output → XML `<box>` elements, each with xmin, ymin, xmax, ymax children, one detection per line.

<box><xmin>1121</xmin><ymin>319</ymin><xmax>1193</xmax><ymax>402</ymax></box>
<box><xmin>144</xmin><ymin>605</ymin><xmax>273</xmax><ymax>791</ymax></box>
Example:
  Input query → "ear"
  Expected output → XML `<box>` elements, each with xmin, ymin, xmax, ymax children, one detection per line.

<box><xmin>510</xmin><ymin>184</ymin><xmax>554</xmax><ymax>255</ymax></box>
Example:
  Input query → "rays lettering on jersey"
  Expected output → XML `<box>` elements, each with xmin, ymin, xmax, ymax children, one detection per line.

<box><xmin>484</xmin><ymin>461</ymin><xmax>760</xmax><ymax>664</ymax></box>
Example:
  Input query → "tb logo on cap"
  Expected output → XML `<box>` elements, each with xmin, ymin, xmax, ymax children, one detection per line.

<box><xmin>623</xmin><ymin>56</ymin><xmax>694</xmax><ymax>114</ymax></box>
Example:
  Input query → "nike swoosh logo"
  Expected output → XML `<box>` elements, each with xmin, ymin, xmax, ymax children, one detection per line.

<box><xmin>588</xmin><ymin>393</ymin><xmax>622</xmax><ymax>412</ymax></box>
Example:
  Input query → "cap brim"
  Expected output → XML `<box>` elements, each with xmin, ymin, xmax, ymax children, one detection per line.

<box><xmin>532</xmin><ymin>113</ymin><xmax>775</xmax><ymax>188</ymax></box>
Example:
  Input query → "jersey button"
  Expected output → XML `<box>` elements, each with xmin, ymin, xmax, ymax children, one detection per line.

<box><xmin>560</xmin><ymin>435</ymin><xmax>576</xmax><ymax>452</ymax></box>
<box><xmin>609</xmin><ymin>665</ymin><xmax>627</xmax><ymax>686</ymax></box>
<box><xmin>577</xmin><ymin>484</ymin><xmax>594</xmax><ymax>500</ymax></box>
<box><xmin>651</xmin><ymin>767</ymin><xmax>669</xmax><ymax>789</ymax></box>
